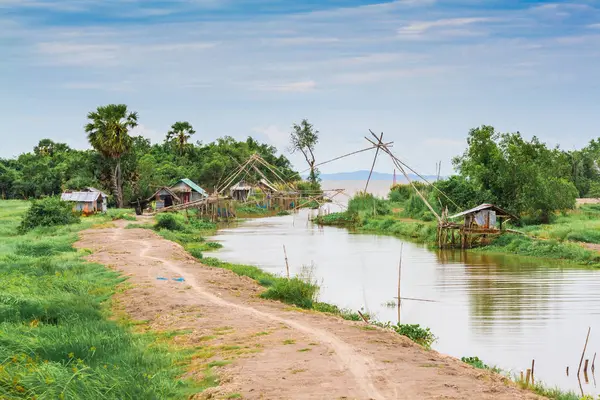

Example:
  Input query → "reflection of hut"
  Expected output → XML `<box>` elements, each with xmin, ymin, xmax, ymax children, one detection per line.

<box><xmin>61</xmin><ymin>189</ymin><xmax>108</xmax><ymax>213</ymax></box>
<box><xmin>230</xmin><ymin>181</ymin><xmax>253</xmax><ymax>201</ymax></box>
<box><xmin>147</xmin><ymin>187</ymin><xmax>181</xmax><ymax>210</ymax></box>
<box><xmin>170</xmin><ymin>178</ymin><xmax>208</xmax><ymax>204</ymax></box>
<box><xmin>449</xmin><ymin>203</ymin><xmax>516</xmax><ymax>230</ymax></box>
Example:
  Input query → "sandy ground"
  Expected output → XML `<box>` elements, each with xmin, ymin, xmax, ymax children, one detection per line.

<box><xmin>76</xmin><ymin>220</ymin><xmax>542</xmax><ymax>400</ymax></box>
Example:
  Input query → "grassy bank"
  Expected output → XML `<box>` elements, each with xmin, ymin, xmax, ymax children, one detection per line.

<box><xmin>316</xmin><ymin>193</ymin><xmax>600</xmax><ymax>267</ymax></box>
<box><xmin>0</xmin><ymin>200</ymin><xmax>198</xmax><ymax>399</ymax></box>
<box><xmin>462</xmin><ymin>356</ymin><xmax>585</xmax><ymax>400</ymax></box>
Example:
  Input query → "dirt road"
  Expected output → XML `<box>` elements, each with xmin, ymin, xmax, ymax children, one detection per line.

<box><xmin>77</xmin><ymin>221</ymin><xmax>541</xmax><ymax>400</ymax></box>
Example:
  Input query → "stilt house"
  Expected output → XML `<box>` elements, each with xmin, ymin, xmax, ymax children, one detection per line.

<box><xmin>61</xmin><ymin>187</ymin><xmax>108</xmax><ymax>213</ymax></box>
<box><xmin>170</xmin><ymin>178</ymin><xmax>208</xmax><ymax>204</ymax></box>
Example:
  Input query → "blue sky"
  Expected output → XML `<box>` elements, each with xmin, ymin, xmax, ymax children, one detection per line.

<box><xmin>1</xmin><ymin>0</ymin><xmax>599</xmax><ymax>175</ymax></box>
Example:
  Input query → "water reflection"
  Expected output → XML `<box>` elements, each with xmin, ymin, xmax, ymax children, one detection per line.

<box><xmin>210</xmin><ymin>210</ymin><xmax>600</xmax><ymax>395</ymax></box>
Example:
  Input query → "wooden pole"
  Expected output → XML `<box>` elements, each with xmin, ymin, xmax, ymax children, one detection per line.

<box><xmin>525</xmin><ymin>369</ymin><xmax>531</xmax><ymax>386</ymax></box>
<box><xmin>357</xmin><ymin>310</ymin><xmax>369</xmax><ymax>324</ymax></box>
<box><xmin>578</xmin><ymin>327</ymin><xmax>592</xmax><ymax>377</ymax></box>
<box><xmin>585</xmin><ymin>359</ymin><xmax>589</xmax><ymax>374</ymax></box>
<box><xmin>567</xmin><ymin>366</ymin><xmax>570</xmax><ymax>376</ymax></box>
<box><xmin>531</xmin><ymin>359</ymin><xmax>535</xmax><ymax>385</ymax></box>
<box><xmin>520</xmin><ymin>371</ymin><xmax>524</xmax><ymax>382</ymax></box>
<box><xmin>364</xmin><ymin>132</ymin><xmax>384</xmax><ymax>193</ymax></box>
<box><xmin>283</xmin><ymin>245</ymin><xmax>290</xmax><ymax>279</ymax></box>
<box><xmin>593</xmin><ymin>352</ymin><xmax>597</xmax><ymax>372</ymax></box>
<box><xmin>397</xmin><ymin>243</ymin><xmax>403</xmax><ymax>324</ymax></box>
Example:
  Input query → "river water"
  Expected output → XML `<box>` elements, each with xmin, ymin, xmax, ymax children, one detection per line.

<box><xmin>209</xmin><ymin>180</ymin><xmax>600</xmax><ymax>395</ymax></box>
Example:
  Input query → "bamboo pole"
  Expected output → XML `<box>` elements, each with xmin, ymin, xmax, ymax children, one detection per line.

<box><xmin>578</xmin><ymin>327</ymin><xmax>592</xmax><ymax>377</ymax></box>
<box><xmin>525</xmin><ymin>369</ymin><xmax>531</xmax><ymax>385</ymax></box>
<box><xmin>531</xmin><ymin>359</ymin><xmax>535</xmax><ymax>385</ymax></box>
<box><xmin>283</xmin><ymin>245</ymin><xmax>290</xmax><ymax>279</ymax></box>
<box><xmin>593</xmin><ymin>352</ymin><xmax>597</xmax><ymax>372</ymax></box>
<box><xmin>357</xmin><ymin>310</ymin><xmax>369</xmax><ymax>324</ymax></box>
<box><xmin>364</xmin><ymin>132</ymin><xmax>384</xmax><ymax>193</ymax></box>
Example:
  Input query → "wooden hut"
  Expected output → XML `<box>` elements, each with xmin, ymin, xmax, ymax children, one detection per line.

<box><xmin>448</xmin><ymin>203</ymin><xmax>515</xmax><ymax>230</ymax></box>
<box><xmin>170</xmin><ymin>178</ymin><xmax>208</xmax><ymax>204</ymax></box>
<box><xmin>230</xmin><ymin>181</ymin><xmax>253</xmax><ymax>201</ymax></box>
<box><xmin>147</xmin><ymin>187</ymin><xmax>181</xmax><ymax>210</ymax></box>
<box><xmin>61</xmin><ymin>189</ymin><xmax>108</xmax><ymax>214</ymax></box>
<box><xmin>438</xmin><ymin>203</ymin><xmax>517</xmax><ymax>249</ymax></box>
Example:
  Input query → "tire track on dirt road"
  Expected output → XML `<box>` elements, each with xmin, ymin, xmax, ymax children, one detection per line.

<box><xmin>121</xmin><ymin>234</ymin><xmax>388</xmax><ymax>400</ymax></box>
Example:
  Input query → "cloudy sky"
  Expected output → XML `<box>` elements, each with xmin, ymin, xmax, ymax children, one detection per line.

<box><xmin>1</xmin><ymin>0</ymin><xmax>599</xmax><ymax>175</ymax></box>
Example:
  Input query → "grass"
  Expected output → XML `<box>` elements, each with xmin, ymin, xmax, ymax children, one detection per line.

<box><xmin>461</xmin><ymin>355</ymin><xmax>585</xmax><ymax>399</ymax></box>
<box><xmin>0</xmin><ymin>200</ymin><xmax>199</xmax><ymax>399</ymax></box>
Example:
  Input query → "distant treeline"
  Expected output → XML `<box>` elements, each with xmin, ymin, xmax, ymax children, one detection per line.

<box><xmin>0</xmin><ymin>135</ymin><xmax>299</xmax><ymax>206</ymax></box>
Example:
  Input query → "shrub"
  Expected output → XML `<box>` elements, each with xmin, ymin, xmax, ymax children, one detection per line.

<box><xmin>388</xmin><ymin>184</ymin><xmax>413</xmax><ymax>203</ymax></box>
<box><xmin>154</xmin><ymin>213</ymin><xmax>185</xmax><ymax>231</ymax></box>
<box><xmin>316</xmin><ymin>212</ymin><xmax>357</xmax><ymax>226</ymax></box>
<box><xmin>261</xmin><ymin>277</ymin><xmax>319</xmax><ymax>309</ymax></box>
<box><xmin>372</xmin><ymin>322</ymin><xmax>436</xmax><ymax>348</ymax></box>
<box><xmin>461</xmin><ymin>356</ymin><xmax>490</xmax><ymax>370</ymax></box>
<box><xmin>347</xmin><ymin>193</ymin><xmax>390</xmax><ymax>218</ymax></box>
<box><xmin>107</xmin><ymin>209</ymin><xmax>136</xmax><ymax>221</ymax></box>
<box><xmin>19</xmin><ymin>197</ymin><xmax>80</xmax><ymax>232</ymax></box>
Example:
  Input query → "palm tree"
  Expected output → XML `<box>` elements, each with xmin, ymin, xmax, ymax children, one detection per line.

<box><xmin>166</xmin><ymin>121</ymin><xmax>196</xmax><ymax>155</ymax></box>
<box><xmin>85</xmin><ymin>104</ymin><xmax>138</xmax><ymax>208</ymax></box>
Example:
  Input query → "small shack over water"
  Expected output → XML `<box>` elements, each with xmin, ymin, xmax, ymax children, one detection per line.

<box><xmin>438</xmin><ymin>203</ymin><xmax>517</xmax><ymax>249</ymax></box>
<box><xmin>61</xmin><ymin>187</ymin><xmax>108</xmax><ymax>214</ymax></box>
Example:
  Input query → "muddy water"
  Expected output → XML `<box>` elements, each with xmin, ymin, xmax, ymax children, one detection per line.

<box><xmin>209</xmin><ymin>182</ymin><xmax>600</xmax><ymax>396</ymax></box>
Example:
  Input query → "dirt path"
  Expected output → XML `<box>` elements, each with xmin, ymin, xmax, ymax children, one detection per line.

<box><xmin>77</xmin><ymin>221</ymin><xmax>541</xmax><ymax>400</ymax></box>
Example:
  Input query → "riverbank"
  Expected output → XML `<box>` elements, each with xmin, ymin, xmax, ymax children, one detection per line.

<box><xmin>78</xmin><ymin>216</ymin><xmax>543</xmax><ymax>399</ymax></box>
<box><xmin>316</xmin><ymin>210</ymin><xmax>600</xmax><ymax>267</ymax></box>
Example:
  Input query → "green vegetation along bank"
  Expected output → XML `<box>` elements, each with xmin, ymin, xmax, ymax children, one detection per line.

<box><xmin>317</xmin><ymin>192</ymin><xmax>600</xmax><ymax>267</ymax></box>
<box><xmin>0</xmin><ymin>199</ymin><xmax>199</xmax><ymax>399</ymax></box>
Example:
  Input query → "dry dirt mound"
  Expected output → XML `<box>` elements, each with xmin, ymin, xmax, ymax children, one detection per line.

<box><xmin>76</xmin><ymin>221</ymin><xmax>541</xmax><ymax>400</ymax></box>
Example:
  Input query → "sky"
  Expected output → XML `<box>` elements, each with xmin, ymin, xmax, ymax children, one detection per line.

<box><xmin>1</xmin><ymin>0</ymin><xmax>600</xmax><ymax>175</ymax></box>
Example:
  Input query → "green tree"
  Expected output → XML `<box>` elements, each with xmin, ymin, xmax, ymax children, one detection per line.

<box><xmin>289</xmin><ymin>119</ymin><xmax>319</xmax><ymax>187</ymax></box>
<box><xmin>166</xmin><ymin>121</ymin><xmax>195</xmax><ymax>155</ymax></box>
<box><xmin>453</xmin><ymin>125</ymin><xmax>577</xmax><ymax>222</ymax></box>
<box><xmin>85</xmin><ymin>104</ymin><xmax>138</xmax><ymax>208</ymax></box>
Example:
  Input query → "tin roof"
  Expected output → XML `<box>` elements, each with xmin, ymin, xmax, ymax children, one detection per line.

<box><xmin>449</xmin><ymin>203</ymin><xmax>517</xmax><ymax>220</ymax></box>
<box><xmin>85</xmin><ymin>187</ymin><xmax>108</xmax><ymax>197</ymax></box>
<box><xmin>231</xmin><ymin>181</ymin><xmax>253</xmax><ymax>191</ymax></box>
<box><xmin>146</xmin><ymin>186</ymin><xmax>181</xmax><ymax>203</ymax></box>
<box><xmin>175</xmin><ymin>178</ymin><xmax>208</xmax><ymax>196</ymax></box>
<box><xmin>61</xmin><ymin>191</ymin><xmax>101</xmax><ymax>202</ymax></box>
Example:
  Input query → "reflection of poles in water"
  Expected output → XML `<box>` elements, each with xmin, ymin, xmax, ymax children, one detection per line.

<box><xmin>397</xmin><ymin>243</ymin><xmax>403</xmax><ymax>324</ymax></box>
<box><xmin>577</xmin><ymin>327</ymin><xmax>592</xmax><ymax>397</ymax></box>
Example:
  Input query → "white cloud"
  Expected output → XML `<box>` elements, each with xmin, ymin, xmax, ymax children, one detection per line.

<box><xmin>263</xmin><ymin>37</ymin><xmax>340</xmax><ymax>46</ymax></box>
<box><xmin>129</xmin><ymin>124</ymin><xmax>163</xmax><ymax>143</ymax></box>
<box><xmin>589</xmin><ymin>23</ymin><xmax>600</xmax><ymax>29</ymax></box>
<box><xmin>257</xmin><ymin>80</ymin><xmax>317</xmax><ymax>92</ymax></box>
<box><xmin>398</xmin><ymin>17</ymin><xmax>491</xmax><ymax>36</ymax></box>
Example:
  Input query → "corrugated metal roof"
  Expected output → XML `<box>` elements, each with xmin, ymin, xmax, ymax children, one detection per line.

<box><xmin>61</xmin><ymin>191</ymin><xmax>101</xmax><ymax>202</ymax></box>
<box><xmin>231</xmin><ymin>181</ymin><xmax>253</xmax><ymax>191</ymax></box>
<box><xmin>449</xmin><ymin>203</ymin><xmax>515</xmax><ymax>220</ymax></box>
<box><xmin>177</xmin><ymin>178</ymin><xmax>208</xmax><ymax>196</ymax></box>
<box><xmin>85</xmin><ymin>187</ymin><xmax>108</xmax><ymax>197</ymax></box>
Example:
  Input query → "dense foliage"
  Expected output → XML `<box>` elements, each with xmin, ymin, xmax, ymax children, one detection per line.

<box><xmin>1</xmin><ymin>134</ymin><xmax>300</xmax><ymax>207</ymax></box>
<box><xmin>19</xmin><ymin>197</ymin><xmax>80</xmax><ymax>232</ymax></box>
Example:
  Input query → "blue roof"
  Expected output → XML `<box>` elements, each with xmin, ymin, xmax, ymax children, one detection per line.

<box><xmin>178</xmin><ymin>178</ymin><xmax>208</xmax><ymax>197</ymax></box>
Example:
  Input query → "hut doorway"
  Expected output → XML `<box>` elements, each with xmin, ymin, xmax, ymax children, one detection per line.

<box><xmin>164</xmin><ymin>195</ymin><xmax>174</xmax><ymax>208</ymax></box>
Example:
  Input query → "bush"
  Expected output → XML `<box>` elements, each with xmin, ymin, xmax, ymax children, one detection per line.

<box><xmin>373</xmin><ymin>322</ymin><xmax>436</xmax><ymax>348</ymax></box>
<box><xmin>388</xmin><ymin>184</ymin><xmax>414</xmax><ymax>203</ymax></box>
<box><xmin>154</xmin><ymin>213</ymin><xmax>185</xmax><ymax>231</ymax></box>
<box><xmin>261</xmin><ymin>277</ymin><xmax>319</xmax><ymax>309</ymax></box>
<box><xmin>347</xmin><ymin>193</ymin><xmax>390</xmax><ymax>218</ymax></box>
<box><xmin>19</xmin><ymin>197</ymin><xmax>80</xmax><ymax>232</ymax></box>
<box><xmin>461</xmin><ymin>356</ymin><xmax>490</xmax><ymax>370</ymax></box>
<box><xmin>316</xmin><ymin>212</ymin><xmax>357</xmax><ymax>226</ymax></box>
<box><xmin>107</xmin><ymin>209</ymin><xmax>136</xmax><ymax>221</ymax></box>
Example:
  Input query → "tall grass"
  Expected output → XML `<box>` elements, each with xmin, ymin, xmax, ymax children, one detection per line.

<box><xmin>0</xmin><ymin>201</ymin><xmax>198</xmax><ymax>399</ymax></box>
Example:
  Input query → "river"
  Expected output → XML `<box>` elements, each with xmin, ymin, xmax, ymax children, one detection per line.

<box><xmin>209</xmin><ymin>180</ymin><xmax>600</xmax><ymax>396</ymax></box>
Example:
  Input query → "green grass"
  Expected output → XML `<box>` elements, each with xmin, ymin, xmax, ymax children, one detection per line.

<box><xmin>0</xmin><ymin>200</ymin><xmax>199</xmax><ymax>399</ymax></box>
<box><xmin>480</xmin><ymin>234</ymin><xmax>600</xmax><ymax>266</ymax></box>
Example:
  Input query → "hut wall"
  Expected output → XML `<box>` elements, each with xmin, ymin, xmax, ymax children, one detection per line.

<box><xmin>191</xmin><ymin>191</ymin><xmax>204</xmax><ymax>202</ymax></box>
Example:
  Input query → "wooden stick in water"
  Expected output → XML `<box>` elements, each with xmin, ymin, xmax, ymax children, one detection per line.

<box><xmin>578</xmin><ymin>327</ymin><xmax>592</xmax><ymax>377</ymax></box>
<box><xmin>593</xmin><ymin>353</ymin><xmax>597</xmax><ymax>373</ymax></box>
<box><xmin>531</xmin><ymin>359</ymin><xmax>535</xmax><ymax>385</ymax></box>
<box><xmin>585</xmin><ymin>359</ymin><xmax>589</xmax><ymax>374</ymax></box>
<box><xmin>283</xmin><ymin>245</ymin><xmax>290</xmax><ymax>279</ymax></box>
<box><xmin>567</xmin><ymin>366</ymin><xmax>570</xmax><ymax>376</ymax></box>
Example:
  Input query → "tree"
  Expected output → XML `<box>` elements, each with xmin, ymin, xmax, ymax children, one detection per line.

<box><xmin>289</xmin><ymin>119</ymin><xmax>319</xmax><ymax>187</ymax></box>
<box><xmin>453</xmin><ymin>125</ymin><xmax>578</xmax><ymax>222</ymax></box>
<box><xmin>166</xmin><ymin>121</ymin><xmax>195</xmax><ymax>155</ymax></box>
<box><xmin>85</xmin><ymin>104</ymin><xmax>138</xmax><ymax>208</ymax></box>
